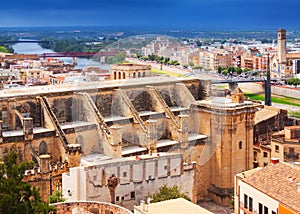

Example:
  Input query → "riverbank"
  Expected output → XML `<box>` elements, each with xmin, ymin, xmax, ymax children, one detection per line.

<box><xmin>12</xmin><ymin>41</ymin><xmax>107</xmax><ymax>69</ymax></box>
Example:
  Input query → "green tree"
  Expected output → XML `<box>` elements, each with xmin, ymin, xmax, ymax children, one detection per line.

<box><xmin>170</xmin><ymin>60</ymin><xmax>180</xmax><ymax>66</ymax></box>
<box><xmin>243</xmin><ymin>68</ymin><xmax>251</xmax><ymax>73</ymax></box>
<box><xmin>148</xmin><ymin>54</ymin><xmax>156</xmax><ymax>61</ymax></box>
<box><xmin>236</xmin><ymin>68</ymin><xmax>243</xmax><ymax>75</ymax></box>
<box><xmin>222</xmin><ymin>69</ymin><xmax>229</xmax><ymax>76</ymax></box>
<box><xmin>146</xmin><ymin>185</ymin><xmax>190</xmax><ymax>203</ymax></box>
<box><xmin>0</xmin><ymin>151</ymin><xmax>54</xmax><ymax>214</ymax></box>
<box><xmin>217</xmin><ymin>66</ymin><xmax>223</xmax><ymax>74</ymax></box>
<box><xmin>228</xmin><ymin>66</ymin><xmax>236</xmax><ymax>73</ymax></box>
<box><xmin>0</xmin><ymin>46</ymin><xmax>8</xmax><ymax>53</ymax></box>
<box><xmin>164</xmin><ymin>57</ymin><xmax>170</xmax><ymax>64</ymax></box>
<box><xmin>105</xmin><ymin>52</ymin><xmax>126</xmax><ymax>64</ymax></box>
<box><xmin>195</xmin><ymin>40</ymin><xmax>202</xmax><ymax>47</ymax></box>
<box><xmin>286</xmin><ymin>78</ymin><xmax>300</xmax><ymax>87</ymax></box>
<box><xmin>49</xmin><ymin>190</ymin><xmax>66</xmax><ymax>204</ymax></box>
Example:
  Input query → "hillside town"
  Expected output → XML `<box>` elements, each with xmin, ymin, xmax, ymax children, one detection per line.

<box><xmin>0</xmin><ymin>28</ymin><xmax>300</xmax><ymax>214</ymax></box>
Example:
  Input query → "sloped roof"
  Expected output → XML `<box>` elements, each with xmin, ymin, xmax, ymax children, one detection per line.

<box><xmin>232</xmin><ymin>87</ymin><xmax>244</xmax><ymax>94</ymax></box>
<box><xmin>241</xmin><ymin>162</ymin><xmax>300</xmax><ymax>212</ymax></box>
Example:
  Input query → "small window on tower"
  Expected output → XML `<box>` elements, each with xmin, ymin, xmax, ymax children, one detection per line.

<box><xmin>239</xmin><ymin>141</ymin><xmax>242</xmax><ymax>149</ymax></box>
<box><xmin>130</xmin><ymin>191</ymin><xmax>135</xmax><ymax>199</ymax></box>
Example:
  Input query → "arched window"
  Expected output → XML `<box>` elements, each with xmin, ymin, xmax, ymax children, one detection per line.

<box><xmin>39</xmin><ymin>141</ymin><xmax>48</xmax><ymax>155</ymax></box>
<box><xmin>133</xmin><ymin>72</ymin><xmax>136</xmax><ymax>78</ymax></box>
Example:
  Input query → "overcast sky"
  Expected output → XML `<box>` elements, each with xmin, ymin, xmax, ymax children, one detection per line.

<box><xmin>1</xmin><ymin>0</ymin><xmax>300</xmax><ymax>29</ymax></box>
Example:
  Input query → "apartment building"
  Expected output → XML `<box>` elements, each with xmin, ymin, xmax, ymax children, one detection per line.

<box><xmin>199</xmin><ymin>50</ymin><xmax>232</xmax><ymax>70</ymax></box>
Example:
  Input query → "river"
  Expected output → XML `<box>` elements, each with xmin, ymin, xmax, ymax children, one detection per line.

<box><xmin>12</xmin><ymin>40</ymin><xmax>109</xmax><ymax>70</ymax></box>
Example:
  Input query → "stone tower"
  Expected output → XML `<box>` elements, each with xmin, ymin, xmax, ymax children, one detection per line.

<box><xmin>194</xmin><ymin>98</ymin><xmax>259</xmax><ymax>205</ymax></box>
<box><xmin>278</xmin><ymin>29</ymin><xmax>287</xmax><ymax>74</ymax></box>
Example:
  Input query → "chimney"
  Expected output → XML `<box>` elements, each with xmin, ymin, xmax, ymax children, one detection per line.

<box><xmin>270</xmin><ymin>158</ymin><xmax>280</xmax><ymax>164</ymax></box>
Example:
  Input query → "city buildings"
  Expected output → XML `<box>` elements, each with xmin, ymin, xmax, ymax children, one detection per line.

<box><xmin>0</xmin><ymin>28</ymin><xmax>299</xmax><ymax>213</ymax></box>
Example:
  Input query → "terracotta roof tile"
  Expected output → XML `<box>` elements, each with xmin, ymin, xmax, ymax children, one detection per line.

<box><xmin>242</xmin><ymin>162</ymin><xmax>300</xmax><ymax>212</ymax></box>
<box><xmin>254</xmin><ymin>106</ymin><xmax>280</xmax><ymax>124</ymax></box>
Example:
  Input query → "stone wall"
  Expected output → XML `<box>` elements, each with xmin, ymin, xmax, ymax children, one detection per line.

<box><xmin>62</xmin><ymin>153</ymin><xmax>196</xmax><ymax>210</ymax></box>
<box><xmin>53</xmin><ymin>201</ymin><xmax>133</xmax><ymax>214</ymax></box>
<box><xmin>239</xmin><ymin>82</ymin><xmax>300</xmax><ymax>99</ymax></box>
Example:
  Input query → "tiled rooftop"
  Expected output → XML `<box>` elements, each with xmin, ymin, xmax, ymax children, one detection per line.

<box><xmin>241</xmin><ymin>162</ymin><xmax>300</xmax><ymax>212</ymax></box>
<box><xmin>254</xmin><ymin>105</ymin><xmax>280</xmax><ymax>124</ymax></box>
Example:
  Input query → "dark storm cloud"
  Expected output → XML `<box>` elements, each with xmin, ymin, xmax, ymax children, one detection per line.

<box><xmin>1</xmin><ymin>0</ymin><xmax>300</xmax><ymax>28</ymax></box>
<box><xmin>0</xmin><ymin>0</ymin><xmax>172</xmax><ymax>10</ymax></box>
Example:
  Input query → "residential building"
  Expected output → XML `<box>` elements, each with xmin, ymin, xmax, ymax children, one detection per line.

<box><xmin>272</xmin><ymin>126</ymin><xmax>300</xmax><ymax>163</ymax></box>
<box><xmin>235</xmin><ymin>161</ymin><xmax>300</xmax><ymax>214</ymax></box>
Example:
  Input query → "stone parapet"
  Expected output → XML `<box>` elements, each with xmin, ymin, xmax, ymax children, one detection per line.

<box><xmin>52</xmin><ymin>201</ymin><xmax>133</xmax><ymax>214</ymax></box>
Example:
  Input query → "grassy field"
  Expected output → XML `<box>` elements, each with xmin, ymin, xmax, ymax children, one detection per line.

<box><xmin>289</xmin><ymin>112</ymin><xmax>300</xmax><ymax>118</ymax></box>
<box><xmin>245</xmin><ymin>93</ymin><xmax>300</xmax><ymax>118</ymax></box>
<box><xmin>151</xmin><ymin>68</ymin><xmax>184</xmax><ymax>77</ymax></box>
<box><xmin>244</xmin><ymin>93</ymin><xmax>300</xmax><ymax>107</ymax></box>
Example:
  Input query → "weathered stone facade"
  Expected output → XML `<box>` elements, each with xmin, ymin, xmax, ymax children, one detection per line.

<box><xmin>0</xmin><ymin>76</ymin><xmax>261</xmax><ymax>206</ymax></box>
<box><xmin>62</xmin><ymin>153</ymin><xmax>197</xmax><ymax>210</ymax></box>
<box><xmin>110</xmin><ymin>64</ymin><xmax>151</xmax><ymax>80</ymax></box>
<box><xmin>53</xmin><ymin>201</ymin><xmax>132</xmax><ymax>214</ymax></box>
